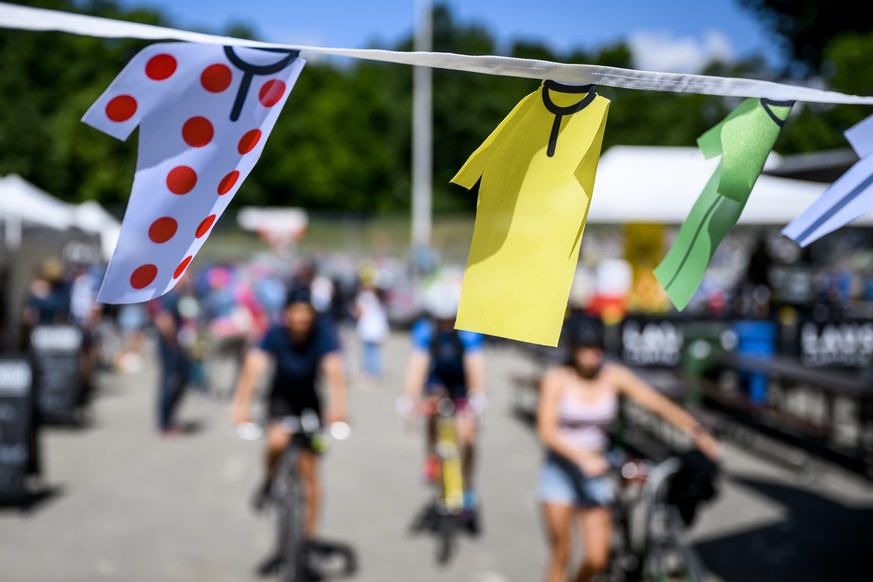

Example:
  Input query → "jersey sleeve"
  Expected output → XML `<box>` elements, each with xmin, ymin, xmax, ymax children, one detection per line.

<box><xmin>451</xmin><ymin>91</ymin><xmax>536</xmax><ymax>189</ymax></box>
<box><xmin>82</xmin><ymin>42</ymin><xmax>190</xmax><ymax>141</ymax></box>
<box><xmin>696</xmin><ymin>98</ymin><xmax>757</xmax><ymax>161</ymax></box>
<box><xmin>410</xmin><ymin>319</ymin><xmax>434</xmax><ymax>353</ymax></box>
<box><xmin>458</xmin><ymin>330</ymin><xmax>485</xmax><ymax>353</ymax></box>
<box><xmin>845</xmin><ymin>114</ymin><xmax>873</xmax><ymax>159</ymax></box>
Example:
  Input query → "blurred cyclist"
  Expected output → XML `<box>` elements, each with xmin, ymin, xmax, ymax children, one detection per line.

<box><xmin>399</xmin><ymin>274</ymin><xmax>486</xmax><ymax>533</ymax></box>
<box><xmin>232</xmin><ymin>286</ymin><xmax>347</xmax><ymax>545</ymax></box>
<box><xmin>537</xmin><ymin>314</ymin><xmax>720</xmax><ymax>582</ymax></box>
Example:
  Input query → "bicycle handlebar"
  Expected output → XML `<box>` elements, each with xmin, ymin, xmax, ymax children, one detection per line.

<box><xmin>395</xmin><ymin>393</ymin><xmax>487</xmax><ymax>418</ymax></box>
<box><xmin>236</xmin><ymin>418</ymin><xmax>351</xmax><ymax>442</ymax></box>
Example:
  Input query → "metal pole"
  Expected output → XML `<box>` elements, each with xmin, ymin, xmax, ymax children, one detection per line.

<box><xmin>411</xmin><ymin>0</ymin><xmax>433</xmax><ymax>258</ymax></box>
<box><xmin>4</xmin><ymin>215</ymin><xmax>21</xmax><ymax>350</ymax></box>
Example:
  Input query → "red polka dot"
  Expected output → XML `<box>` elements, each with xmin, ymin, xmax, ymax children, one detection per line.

<box><xmin>238</xmin><ymin>130</ymin><xmax>262</xmax><ymax>154</ymax></box>
<box><xmin>145</xmin><ymin>54</ymin><xmax>177</xmax><ymax>80</ymax></box>
<box><xmin>259</xmin><ymin>80</ymin><xmax>286</xmax><ymax>107</ymax></box>
<box><xmin>174</xmin><ymin>256</ymin><xmax>193</xmax><ymax>279</ymax></box>
<box><xmin>201</xmin><ymin>64</ymin><xmax>232</xmax><ymax>93</ymax></box>
<box><xmin>148</xmin><ymin>217</ymin><xmax>177</xmax><ymax>243</ymax></box>
<box><xmin>182</xmin><ymin>116</ymin><xmax>213</xmax><ymax>147</ymax></box>
<box><xmin>196</xmin><ymin>214</ymin><xmax>217</xmax><ymax>238</ymax></box>
<box><xmin>130</xmin><ymin>264</ymin><xmax>157</xmax><ymax>289</ymax></box>
<box><xmin>166</xmin><ymin>166</ymin><xmax>197</xmax><ymax>195</ymax></box>
<box><xmin>105</xmin><ymin>95</ymin><xmax>137</xmax><ymax>122</ymax></box>
<box><xmin>217</xmin><ymin>171</ymin><xmax>240</xmax><ymax>195</ymax></box>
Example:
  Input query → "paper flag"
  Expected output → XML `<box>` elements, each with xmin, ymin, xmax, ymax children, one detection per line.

<box><xmin>654</xmin><ymin>98</ymin><xmax>793</xmax><ymax>310</ymax></box>
<box><xmin>451</xmin><ymin>81</ymin><xmax>610</xmax><ymax>347</ymax></box>
<box><xmin>83</xmin><ymin>42</ymin><xmax>305</xmax><ymax>304</ymax></box>
<box><xmin>782</xmin><ymin>114</ymin><xmax>873</xmax><ymax>247</ymax></box>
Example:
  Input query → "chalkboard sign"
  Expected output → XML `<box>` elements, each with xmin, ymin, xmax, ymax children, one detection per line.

<box><xmin>30</xmin><ymin>325</ymin><xmax>83</xmax><ymax>423</ymax></box>
<box><xmin>0</xmin><ymin>357</ymin><xmax>33</xmax><ymax>497</ymax></box>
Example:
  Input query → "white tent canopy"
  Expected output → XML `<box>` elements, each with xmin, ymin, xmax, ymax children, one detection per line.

<box><xmin>0</xmin><ymin>174</ymin><xmax>74</xmax><ymax>230</ymax></box>
<box><xmin>587</xmin><ymin>146</ymin><xmax>869</xmax><ymax>226</ymax></box>
<box><xmin>0</xmin><ymin>174</ymin><xmax>121</xmax><ymax>259</ymax></box>
<box><xmin>72</xmin><ymin>200</ymin><xmax>121</xmax><ymax>260</ymax></box>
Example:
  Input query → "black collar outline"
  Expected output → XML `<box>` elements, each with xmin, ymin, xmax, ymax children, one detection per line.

<box><xmin>223</xmin><ymin>46</ymin><xmax>300</xmax><ymax>122</ymax></box>
<box><xmin>541</xmin><ymin>81</ymin><xmax>598</xmax><ymax>157</ymax></box>
<box><xmin>760</xmin><ymin>98</ymin><xmax>794</xmax><ymax>128</ymax></box>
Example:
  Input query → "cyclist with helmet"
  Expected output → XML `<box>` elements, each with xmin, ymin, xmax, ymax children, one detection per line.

<box><xmin>537</xmin><ymin>314</ymin><xmax>720</xmax><ymax>582</ymax></box>
<box><xmin>399</xmin><ymin>275</ymin><xmax>486</xmax><ymax>533</ymax></box>
<box><xmin>232</xmin><ymin>286</ymin><xmax>347</xmax><ymax>544</ymax></box>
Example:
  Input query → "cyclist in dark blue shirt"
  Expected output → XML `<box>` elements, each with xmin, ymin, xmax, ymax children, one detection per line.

<box><xmin>233</xmin><ymin>286</ymin><xmax>347</xmax><ymax>542</ymax></box>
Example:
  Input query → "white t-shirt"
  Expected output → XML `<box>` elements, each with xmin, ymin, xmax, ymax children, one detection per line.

<box><xmin>355</xmin><ymin>289</ymin><xmax>389</xmax><ymax>343</ymax></box>
<box><xmin>311</xmin><ymin>275</ymin><xmax>335</xmax><ymax>313</ymax></box>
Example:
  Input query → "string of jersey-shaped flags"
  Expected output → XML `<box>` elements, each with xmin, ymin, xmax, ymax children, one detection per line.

<box><xmin>84</xmin><ymin>42</ymin><xmax>873</xmax><ymax>347</ymax></box>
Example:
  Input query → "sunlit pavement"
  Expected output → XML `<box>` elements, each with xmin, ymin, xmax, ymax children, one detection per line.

<box><xmin>1</xmin><ymin>329</ymin><xmax>872</xmax><ymax>582</ymax></box>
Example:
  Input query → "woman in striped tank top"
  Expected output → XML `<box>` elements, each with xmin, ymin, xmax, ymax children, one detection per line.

<box><xmin>536</xmin><ymin>317</ymin><xmax>720</xmax><ymax>582</ymax></box>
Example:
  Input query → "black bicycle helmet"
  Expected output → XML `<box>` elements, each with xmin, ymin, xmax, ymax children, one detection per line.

<box><xmin>284</xmin><ymin>284</ymin><xmax>313</xmax><ymax>308</ymax></box>
<box><xmin>564</xmin><ymin>314</ymin><xmax>605</xmax><ymax>350</ymax></box>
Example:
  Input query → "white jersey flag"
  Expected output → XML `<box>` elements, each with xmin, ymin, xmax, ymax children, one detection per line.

<box><xmin>83</xmin><ymin>42</ymin><xmax>305</xmax><ymax>303</ymax></box>
<box><xmin>782</xmin><ymin>114</ymin><xmax>873</xmax><ymax>247</ymax></box>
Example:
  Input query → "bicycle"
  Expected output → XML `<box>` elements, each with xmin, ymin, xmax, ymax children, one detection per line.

<box><xmin>403</xmin><ymin>394</ymin><xmax>480</xmax><ymax>565</ymax></box>
<box><xmin>238</xmin><ymin>411</ymin><xmax>350</xmax><ymax>582</ymax></box>
<box><xmin>607</xmin><ymin>452</ymin><xmax>709</xmax><ymax>582</ymax></box>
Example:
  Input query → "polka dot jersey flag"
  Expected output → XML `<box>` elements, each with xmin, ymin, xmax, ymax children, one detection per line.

<box><xmin>83</xmin><ymin>42</ymin><xmax>305</xmax><ymax>304</ymax></box>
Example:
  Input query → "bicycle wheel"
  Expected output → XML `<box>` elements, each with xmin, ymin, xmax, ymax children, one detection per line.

<box><xmin>607</xmin><ymin>520</ymin><xmax>635</xmax><ymax>581</ymax></box>
<box><xmin>608</xmin><ymin>489</ymin><xmax>640</xmax><ymax>582</ymax></box>
<box><xmin>273</xmin><ymin>447</ymin><xmax>306</xmax><ymax>582</ymax></box>
<box><xmin>644</xmin><ymin>507</ymin><xmax>706</xmax><ymax>582</ymax></box>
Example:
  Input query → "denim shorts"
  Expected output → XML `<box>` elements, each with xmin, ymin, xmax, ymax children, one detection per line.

<box><xmin>537</xmin><ymin>454</ymin><xmax>615</xmax><ymax>508</ymax></box>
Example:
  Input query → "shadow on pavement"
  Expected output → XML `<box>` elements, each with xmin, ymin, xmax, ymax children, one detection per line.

<box><xmin>255</xmin><ymin>552</ymin><xmax>282</xmax><ymax>578</ymax></box>
<box><xmin>407</xmin><ymin>500</ymin><xmax>481</xmax><ymax>568</ymax></box>
<box><xmin>255</xmin><ymin>538</ymin><xmax>358</xmax><ymax>580</ymax></box>
<box><xmin>178</xmin><ymin>419</ymin><xmax>206</xmax><ymax>436</ymax></box>
<box><xmin>0</xmin><ymin>483</ymin><xmax>65</xmax><ymax>514</ymax></box>
<box><xmin>694</xmin><ymin>475</ymin><xmax>873</xmax><ymax>581</ymax></box>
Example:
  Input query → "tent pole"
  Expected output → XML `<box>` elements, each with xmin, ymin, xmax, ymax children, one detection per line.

<box><xmin>4</xmin><ymin>215</ymin><xmax>21</xmax><ymax>350</ymax></box>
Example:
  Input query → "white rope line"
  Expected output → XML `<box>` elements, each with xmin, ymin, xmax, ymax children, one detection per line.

<box><xmin>2</xmin><ymin>1</ymin><xmax>873</xmax><ymax>105</ymax></box>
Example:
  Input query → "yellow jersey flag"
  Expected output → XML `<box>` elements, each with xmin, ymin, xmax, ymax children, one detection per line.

<box><xmin>452</xmin><ymin>81</ymin><xmax>610</xmax><ymax>346</ymax></box>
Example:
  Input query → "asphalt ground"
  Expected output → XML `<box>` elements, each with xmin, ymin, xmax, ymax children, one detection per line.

<box><xmin>1</xmin><ymin>329</ymin><xmax>872</xmax><ymax>582</ymax></box>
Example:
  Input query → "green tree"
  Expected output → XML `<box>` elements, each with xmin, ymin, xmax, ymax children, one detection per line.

<box><xmin>737</xmin><ymin>0</ymin><xmax>867</xmax><ymax>79</ymax></box>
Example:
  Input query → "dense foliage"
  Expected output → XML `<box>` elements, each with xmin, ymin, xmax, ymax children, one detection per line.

<box><xmin>0</xmin><ymin>0</ymin><xmax>870</xmax><ymax>215</ymax></box>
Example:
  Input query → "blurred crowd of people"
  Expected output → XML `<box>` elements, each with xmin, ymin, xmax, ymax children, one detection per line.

<box><xmin>1</xmin><ymin>251</ymin><xmax>403</xmax><ymax>435</ymax></box>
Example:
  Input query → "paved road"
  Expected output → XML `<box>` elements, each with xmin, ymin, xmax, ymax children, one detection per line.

<box><xmin>1</xmin><ymin>329</ymin><xmax>872</xmax><ymax>581</ymax></box>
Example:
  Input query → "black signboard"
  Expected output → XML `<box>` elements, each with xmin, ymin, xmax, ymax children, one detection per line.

<box><xmin>797</xmin><ymin>320</ymin><xmax>873</xmax><ymax>368</ymax></box>
<box><xmin>30</xmin><ymin>325</ymin><xmax>83</xmax><ymax>423</ymax></box>
<box><xmin>0</xmin><ymin>357</ymin><xmax>33</xmax><ymax>497</ymax></box>
<box><xmin>619</xmin><ymin>318</ymin><xmax>684</xmax><ymax>367</ymax></box>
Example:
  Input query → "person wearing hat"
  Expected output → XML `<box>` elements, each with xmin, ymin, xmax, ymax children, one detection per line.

<box><xmin>537</xmin><ymin>315</ymin><xmax>721</xmax><ymax>582</ymax></box>
<box><xmin>232</xmin><ymin>285</ymin><xmax>347</xmax><ymax>545</ymax></box>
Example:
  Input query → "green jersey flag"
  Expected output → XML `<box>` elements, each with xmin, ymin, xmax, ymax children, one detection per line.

<box><xmin>654</xmin><ymin>98</ymin><xmax>793</xmax><ymax>310</ymax></box>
